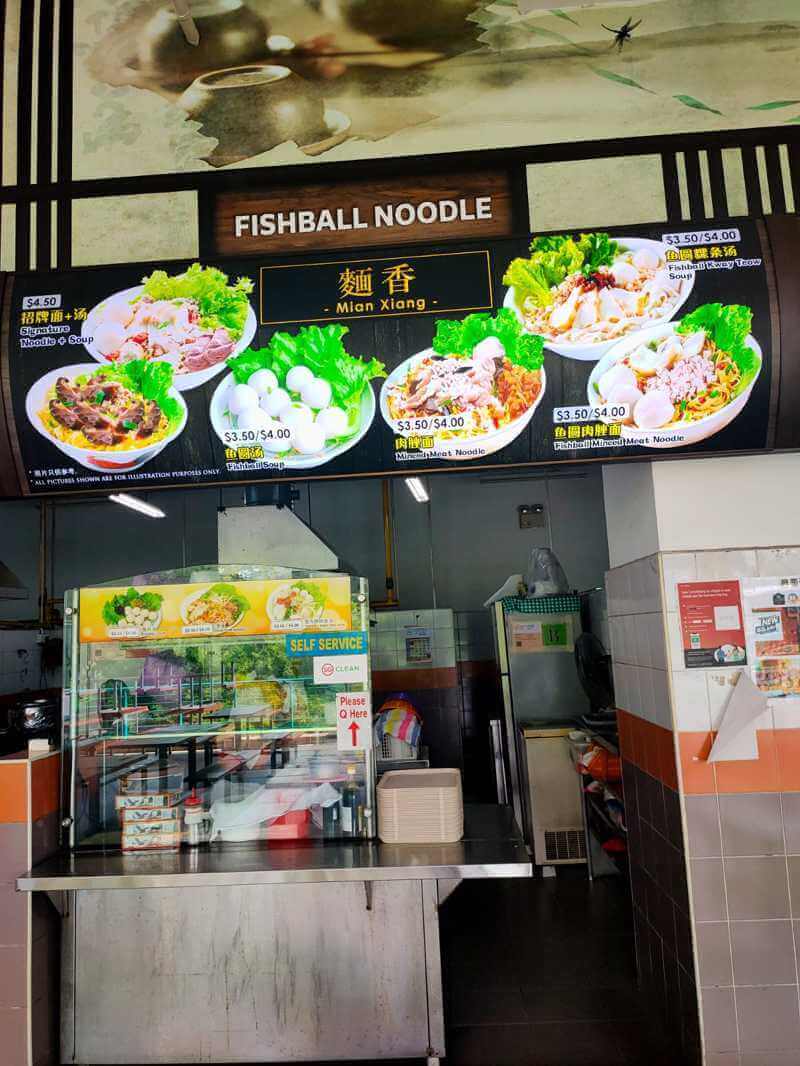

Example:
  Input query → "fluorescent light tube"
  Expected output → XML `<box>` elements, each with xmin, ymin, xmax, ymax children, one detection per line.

<box><xmin>109</xmin><ymin>493</ymin><xmax>166</xmax><ymax>519</ymax></box>
<box><xmin>405</xmin><ymin>477</ymin><xmax>429</xmax><ymax>503</ymax></box>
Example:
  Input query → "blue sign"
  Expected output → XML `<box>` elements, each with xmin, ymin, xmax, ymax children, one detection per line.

<box><xmin>285</xmin><ymin>631</ymin><xmax>368</xmax><ymax>657</ymax></box>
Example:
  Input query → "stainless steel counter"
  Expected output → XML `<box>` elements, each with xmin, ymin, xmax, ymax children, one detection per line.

<box><xmin>19</xmin><ymin>806</ymin><xmax>529</xmax><ymax>1065</ymax></box>
<box><xmin>17</xmin><ymin>804</ymin><xmax>531</xmax><ymax>891</ymax></box>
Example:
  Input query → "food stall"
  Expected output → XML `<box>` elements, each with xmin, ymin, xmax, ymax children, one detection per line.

<box><xmin>18</xmin><ymin>562</ymin><xmax>530</xmax><ymax>1065</ymax></box>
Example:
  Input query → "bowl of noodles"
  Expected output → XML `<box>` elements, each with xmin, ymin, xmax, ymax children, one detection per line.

<box><xmin>503</xmin><ymin>233</ymin><xmax>694</xmax><ymax>362</ymax></box>
<box><xmin>380</xmin><ymin>310</ymin><xmax>546</xmax><ymax>460</ymax></box>
<box><xmin>587</xmin><ymin>303</ymin><xmax>761</xmax><ymax>449</ymax></box>
<box><xmin>25</xmin><ymin>360</ymin><xmax>187</xmax><ymax>472</ymax></box>
<box><xmin>180</xmin><ymin>583</ymin><xmax>250</xmax><ymax>632</ymax></box>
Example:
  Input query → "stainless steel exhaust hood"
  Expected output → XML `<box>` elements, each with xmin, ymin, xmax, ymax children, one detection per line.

<box><xmin>0</xmin><ymin>560</ymin><xmax>28</xmax><ymax>599</ymax></box>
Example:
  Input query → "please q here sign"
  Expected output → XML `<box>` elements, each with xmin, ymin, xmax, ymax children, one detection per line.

<box><xmin>336</xmin><ymin>692</ymin><xmax>372</xmax><ymax>752</ymax></box>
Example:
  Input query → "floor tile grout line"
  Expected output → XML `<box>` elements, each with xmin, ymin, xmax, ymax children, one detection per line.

<box><xmin>715</xmin><ymin>783</ymin><xmax>742</xmax><ymax>1057</ymax></box>
<box><xmin>779</xmin><ymin>792</ymin><xmax>800</xmax><ymax>1033</ymax></box>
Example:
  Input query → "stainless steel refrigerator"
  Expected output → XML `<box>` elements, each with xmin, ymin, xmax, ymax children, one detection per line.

<box><xmin>490</xmin><ymin>594</ymin><xmax>590</xmax><ymax>864</ymax></box>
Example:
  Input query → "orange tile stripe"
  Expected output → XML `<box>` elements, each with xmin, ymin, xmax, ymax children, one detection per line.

<box><xmin>617</xmin><ymin>710</ymin><xmax>679</xmax><ymax>790</ymax></box>
<box><xmin>679</xmin><ymin>727</ymin><xmax>800</xmax><ymax>795</ymax></box>
<box><xmin>0</xmin><ymin>763</ymin><xmax>28</xmax><ymax>822</ymax></box>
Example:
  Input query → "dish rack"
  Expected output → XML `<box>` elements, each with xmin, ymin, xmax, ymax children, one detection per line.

<box><xmin>380</xmin><ymin>733</ymin><xmax>418</xmax><ymax>760</ymax></box>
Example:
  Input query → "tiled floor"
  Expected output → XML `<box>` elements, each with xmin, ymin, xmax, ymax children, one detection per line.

<box><xmin>439</xmin><ymin>871</ymin><xmax>675</xmax><ymax>1066</ymax></box>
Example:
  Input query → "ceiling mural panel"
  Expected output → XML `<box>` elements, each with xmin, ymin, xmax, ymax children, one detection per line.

<box><xmin>66</xmin><ymin>0</ymin><xmax>800</xmax><ymax>182</ymax></box>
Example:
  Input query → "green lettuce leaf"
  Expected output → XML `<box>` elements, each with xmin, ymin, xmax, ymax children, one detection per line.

<box><xmin>431</xmin><ymin>310</ymin><xmax>544</xmax><ymax>372</ymax></box>
<box><xmin>202</xmin><ymin>583</ymin><xmax>250</xmax><ymax>616</ymax></box>
<box><xmin>503</xmin><ymin>234</ymin><xmax>585</xmax><ymax>309</ymax></box>
<box><xmin>502</xmin><ymin>258</ymin><xmax>555</xmax><ymax>309</ymax></box>
<box><xmin>93</xmin><ymin>359</ymin><xmax>182</xmax><ymax>424</ymax></box>
<box><xmin>504</xmin><ymin>231</ymin><xmax>622</xmax><ymax>309</ymax></box>
<box><xmin>139</xmin><ymin>263</ymin><xmax>254</xmax><ymax>340</ymax></box>
<box><xmin>577</xmin><ymin>232</ymin><xmax>620</xmax><ymax>275</ymax></box>
<box><xmin>227</xmin><ymin>325</ymin><xmax>386</xmax><ymax>423</ymax></box>
<box><xmin>676</xmin><ymin>303</ymin><xmax>759</xmax><ymax>389</ymax></box>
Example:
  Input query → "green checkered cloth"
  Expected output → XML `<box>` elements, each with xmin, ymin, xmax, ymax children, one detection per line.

<box><xmin>501</xmin><ymin>594</ymin><xmax>581</xmax><ymax>614</ymax></box>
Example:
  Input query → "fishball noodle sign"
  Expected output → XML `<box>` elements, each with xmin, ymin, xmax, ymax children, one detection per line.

<box><xmin>0</xmin><ymin>218</ymin><xmax>773</xmax><ymax>498</ymax></box>
<box><xmin>78</xmin><ymin>576</ymin><xmax>352</xmax><ymax>643</ymax></box>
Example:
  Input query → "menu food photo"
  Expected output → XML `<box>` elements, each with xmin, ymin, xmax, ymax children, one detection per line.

<box><xmin>2</xmin><ymin>219</ymin><xmax>773</xmax><ymax>496</ymax></box>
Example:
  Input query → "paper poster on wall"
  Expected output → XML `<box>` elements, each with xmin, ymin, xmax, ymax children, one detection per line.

<box><xmin>677</xmin><ymin>581</ymin><xmax>746</xmax><ymax>668</ymax></box>
<box><xmin>743</xmin><ymin>577</ymin><xmax>800</xmax><ymax>697</ymax></box>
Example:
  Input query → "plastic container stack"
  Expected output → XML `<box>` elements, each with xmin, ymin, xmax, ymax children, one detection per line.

<box><xmin>377</xmin><ymin>768</ymin><xmax>463</xmax><ymax>844</ymax></box>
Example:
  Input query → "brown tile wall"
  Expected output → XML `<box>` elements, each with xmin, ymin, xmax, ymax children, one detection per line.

<box><xmin>623</xmin><ymin>755</ymin><xmax>701</xmax><ymax>1066</ymax></box>
<box><xmin>372</xmin><ymin>660</ymin><xmax>502</xmax><ymax>802</ymax></box>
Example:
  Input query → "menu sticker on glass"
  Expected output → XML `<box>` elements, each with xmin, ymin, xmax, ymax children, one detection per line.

<box><xmin>677</xmin><ymin>581</ymin><xmax>746</xmax><ymax>668</ymax></box>
<box><xmin>79</xmin><ymin>576</ymin><xmax>352</xmax><ymax>644</ymax></box>
<box><xmin>313</xmin><ymin>654</ymin><xmax>369</xmax><ymax>685</ymax></box>
<box><xmin>743</xmin><ymin>577</ymin><xmax>800</xmax><ymax>697</ymax></box>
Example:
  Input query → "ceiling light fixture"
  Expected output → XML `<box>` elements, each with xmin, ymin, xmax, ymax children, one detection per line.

<box><xmin>171</xmin><ymin>0</ymin><xmax>200</xmax><ymax>46</ymax></box>
<box><xmin>109</xmin><ymin>493</ymin><xmax>166</xmax><ymax>519</ymax></box>
<box><xmin>405</xmin><ymin>477</ymin><xmax>429</xmax><ymax>504</ymax></box>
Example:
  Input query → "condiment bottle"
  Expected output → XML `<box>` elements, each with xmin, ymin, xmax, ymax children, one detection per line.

<box><xmin>341</xmin><ymin>765</ymin><xmax>360</xmax><ymax>837</ymax></box>
<box><xmin>184</xmin><ymin>790</ymin><xmax>208</xmax><ymax>847</ymax></box>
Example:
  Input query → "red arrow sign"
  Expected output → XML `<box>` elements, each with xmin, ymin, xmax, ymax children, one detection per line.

<box><xmin>348</xmin><ymin>721</ymin><xmax>360</xmax><ymax>746</ymax></box>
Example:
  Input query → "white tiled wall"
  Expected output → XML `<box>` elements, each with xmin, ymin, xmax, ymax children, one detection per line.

<box><xmin>660</xmin><ymin>545</ymin><xmax>800</xmax><ymax>733</ymax></box>
<box><xmin>370</xmin><ymin>609</ymin><xmax>456</xmax><ymax>671</ymax></box>
<box><xmin>605</xmin><ymin>553</ymin><xmax>671</xmax><ymax>729</ymax></box>
<box><xmin>0</xmin><ymin>629</ymin><xmax>42</xmax><ymax>695</ymax></box>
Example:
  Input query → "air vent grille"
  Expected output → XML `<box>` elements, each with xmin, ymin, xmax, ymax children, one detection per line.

<box><xmin>544</xmin><ymin>829</ymin><xmax>586</xmax><ymax>862</ymax></box>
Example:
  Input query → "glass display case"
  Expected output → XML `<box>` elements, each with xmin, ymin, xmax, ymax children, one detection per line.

<box><xmin>62</xmin><ymin>564</ymin><xmax>374</xmax><ymax>851</ymax></box>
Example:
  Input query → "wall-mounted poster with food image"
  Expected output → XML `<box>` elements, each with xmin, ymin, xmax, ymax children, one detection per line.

<box><xmin>1</xmin><ymin>218</ymin><xmax>775</xmax><ymax>497</ymax></box>
<box><xmin>743</xmin><ymin>577</ymin><xmax>800</xmax><ymax>698</ymax></box>
<box><xmin>210</xmin><ymin>324</ymin><xmax>385</xmax><ymax>470</ymax></box>
<box><xmin>83</xmin><ymin>263</ymin><xmax>257</xmax><ymax>391</ymax></box>
<box><xmin>78</xmin><ymin>576</ymin><xmax>351</xmax><ymax>643</ymax></box>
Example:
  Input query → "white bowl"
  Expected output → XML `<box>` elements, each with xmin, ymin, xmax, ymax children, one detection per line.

<box><xmin>379</xmin><ymin>348</ymin><xmax>546</xmax><ymax>461</ymax></box>
<box><xmin>180</xmin><ymin>586</ymin><xmax>246</xmax><ymax>631</ymax></box>
<box><xmin>379</xmin><ymin>347</ymin><xmax>546</xmax><ymax>460</ymax></box>
<box><xmin>379</xmin><ymin>349</ymin><xmax>546</xmax><ymax>458</ymax></box>
<box><xmin>504</xmin><ymin>236</ymin><xmax>695</xmax><ymax>362</ymax></box>
<box><xmin>209</xmin><ymin>371</ymin><xmax>377</xmax><ymax>470</ymax></box>
<box><xmin>82</xmin><ymin>284</ymin><xmax>257</xmax><ymax>392</ymax></box>
<box><xmin>24</xmin><ymin>363</ymin><xmax>187</xmax><ymax>473</ymax></box>
<box><xmin>586</xmin><ymin>322</ymin><xmax>762</xmax><ymax>449</ymax></box>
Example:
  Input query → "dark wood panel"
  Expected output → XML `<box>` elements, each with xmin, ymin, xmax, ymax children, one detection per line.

<box><xmin>0</xmin><ymin>275</ymin><xmax>25</xmax><ymax>496</ymax></box>
<box><xmin>213</xmin><ymin>170</ymin><xmax>514</xmax><ymax>255</ymax></box>
<box><xmin>764</xmin><ymin>214</ymin><xmax>800</xmax><ymax>449</ymax></box>
<box><xmin>683</xmin><ymin>150</ymin><xmax>705</xmax><ymax>220</ymax></box>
